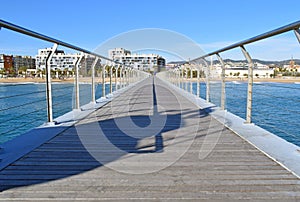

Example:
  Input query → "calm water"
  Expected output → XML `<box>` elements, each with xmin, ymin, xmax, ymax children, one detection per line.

<box><xmin>0</xmin><ymin>82</ymin><xmax>114</xmax><ymax>144</ymax></box>
<box><xmin>0</xmin><ymin>81</ymin><xmax>299</xmax><ymax>147</ymax></box>
<box><xmin>183</xmin><ymin>81</ymin><xmax>300</xmax><ymax>146</ymax></box>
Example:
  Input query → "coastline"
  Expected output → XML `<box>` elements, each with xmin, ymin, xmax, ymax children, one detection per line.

<box><xmin>0</xmin><ymin>77</ymin><xmax>119</xmax><ymax>84</ymax></box>
<box><xmin>1</xmin><ymin>77</ymin><xmax>300</xmax><ymax>84</ymax></box>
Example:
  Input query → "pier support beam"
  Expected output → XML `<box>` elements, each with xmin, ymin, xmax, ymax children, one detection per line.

<box><xmin>216</xmin><ymin>53</ymin><xmax>226</xmax><ymax>110</ymax></box>
<box><xmin>45</xmin><ymin>43</ymin><xmax>58</xmax><ymax>124</ymax></box>
<box><xmin>74</xmin><ymin>53</ymin><xmax>84</xmax><ymax>110</ymax></box>
<box><xmin>240</xmin><ymin>45</ymin><xmax>253</xmax><ymax>124</ymax></box>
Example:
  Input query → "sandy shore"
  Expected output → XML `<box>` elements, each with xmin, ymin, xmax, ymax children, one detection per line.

<box><xmin>0</xmin><ymin>77</ymin><xmax>120</xmax><ymax>83</ymax></box>
<box><xmin>0</xmin><ymin>77</ymin><xmax>300</xmax><ymax>84</ymax></box>
<box><xmin>182</xmin><ymin>77</ymin><xmax>300</xmax><ymax>83</ymax></box>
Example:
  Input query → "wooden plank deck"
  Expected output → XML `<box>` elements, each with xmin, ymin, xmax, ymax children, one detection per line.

<box><xmin>0</xmin><ymin>76</ymin><xmax>300</xmax><ymax>201</ymax></box>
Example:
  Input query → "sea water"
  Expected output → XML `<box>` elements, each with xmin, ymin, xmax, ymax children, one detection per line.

<box><xmin>0</xmin><ymin>81</ymin><xmax>299</xmax><ymax>147</ymax></box>
<box><xmin>0</xmin><ymin>82</ymin><xmax>113</xmax><ymax>144</ymax></box>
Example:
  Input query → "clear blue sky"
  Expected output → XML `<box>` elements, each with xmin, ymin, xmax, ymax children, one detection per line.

<box><xmin>1</xmin><ymin>0</ymin><xmax>300</xmax><ymax>61</ymax></box>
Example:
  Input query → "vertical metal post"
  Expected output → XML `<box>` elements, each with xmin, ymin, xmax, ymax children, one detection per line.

<box><xmin>190</xmin><ymin>67</ymin><xmax>193</xmax><ymax>94</ymax></box>
<box><xmin>74</xmin><ymin>53</ymin><xmax>84</xmax><ymax>110</ymax></box>
<box><xmin>203</xmin><ymin>59</ymin><xmax>210</xmax><ymax>102</ymax></box>
<box><xmin>216</xmin><ymin>53</ymin><xmax>226</xmax><ymax>110</ymax></box>
<box><xmin>181</xmin><ymin>67</ymin><xmax>184</xmax><ymax>89</ymax></box>
<box><xmin>197</xmin><ymin>68</ymin><xmax>200</xmax><ymax>97</ymax></box>
<box><xmin>45</xmin><ymin>43</ymin><xmax>58</xmax><ymax>124</ymax></box>
<box><xmin>114</xmin><ymin>65</ymin><xmax>118</xmax><ymax>91</ymax></box>
<box><xmin>240</xmin><ymin>45</ymin><xmax>253</xmax><ymax>123</ymax></box>
<box><xmin>109</xmin><ymin>65</ymin><xmax>113</xmax><ymax>94</ymax></box>
<box><xmin>102</xmin><ymin>65</ymin><xmax>105</xmax><ymax>98</ymax></box>
<box><xmin>120</xmin><ymin>66</ymin><xmax>124</xmax><ymax>88</ymax></box>
<box><xmin>91</xmin><ymin>57</ymin><xmax>99</xmax><ymax>103</ymax></box>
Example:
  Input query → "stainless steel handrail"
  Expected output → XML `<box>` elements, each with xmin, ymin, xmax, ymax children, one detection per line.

<box><xmin>0</xmin><ymin>19</ymin><xmax>124</xmax><ymax>66</ymax></box>
<box><xmin>191</xmin><ymin>20</ymin><xmax>300</xmax><ymax>61</ymax></box>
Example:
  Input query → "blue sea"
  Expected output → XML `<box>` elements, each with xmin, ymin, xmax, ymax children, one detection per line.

<box><xmin>0</xmin><ymin>81</ymin><xmax>299</xmax><ymax>147</ymax></box>
<box><xmin>0</xmin><ymin>82</ymin><xmax>114</xmax><ymax>144</ymax></box>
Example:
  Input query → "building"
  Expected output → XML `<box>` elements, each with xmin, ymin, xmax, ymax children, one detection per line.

<box><xmin>0</xmin><ymin>54</ymin><xmax>14</xmax><ymax>75</ymax></box>
<box><xmin>108</xmin><ymin>48</ymin><xmax>165</xmax><ymax>71</ymax></box>
<box><xmin>13</xmin><ymin>55</ymin><xmax>36</xmax><ymax>73</ymax></box>
<box><xmin>35</xmin><ymin>48</ymin><xmax>79</xmax><ymax>71</ymax></box>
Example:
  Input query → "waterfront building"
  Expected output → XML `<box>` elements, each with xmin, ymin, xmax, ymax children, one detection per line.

<box><xmin>108</xmin><ymin>48</ymin><xmax>165</xmax><ymax>71</ymax></box>
<box><xmin>0</xmin><ymin>54</ymin><xmax>14</xmax><ymax>75</ymax></box>
<box><xmin>13</xmin><ymin>55</ymin><xmax>36</xmax><ymax>73</ymax></box>
<box><xmin>35</xmin><ymin>48</ymin><xmax>79</xmax><ymax>71</ymax></box>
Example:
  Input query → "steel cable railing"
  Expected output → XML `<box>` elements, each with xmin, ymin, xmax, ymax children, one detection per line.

<box><xmin>0</xmin><ymin>19</ymin><xmax>150</xmax><ymax>144</ymax></box>
<box><xmin>164</xmin><ymin>20</ymin><xmax>300</xmax><ymax>146</ymax></box>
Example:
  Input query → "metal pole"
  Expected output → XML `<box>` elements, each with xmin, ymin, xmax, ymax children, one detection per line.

<box><xmin>45</xmin><ymin>43</ymin><xmax>58</xmax><ymax>124</ymax></box>
<box><xmin>91</xmin><ymin>57</ymin><xmax>99</xmax><ymax>103</ymax></box>
<box><xmin>102</xmin><ymin>65</ymin><xmax>105</xmax><ymax>98</ymax></box>
<box><xmin>204</xmin><ymin>59</ymin><xmax>210</xmax><ymax>102</ymax></box>
<box><xmin>197</xmin><ymin>68</ymin><xmax>200</xmax><ymax>97</ymax></box>
<box><xmin>114</xmin><ymin>65</ymin><xmax>117</xmax><ymax>91</ymax></box>
<box><xmin>109</xmin><ymin>65</ymin><xmax>113</xmax><ymax>94</ymax></box>
<box><xmin>74</xmin><ymin>53</ymin><xmax>84</xmax><ymax>110</ymax></box>
<box><xmin>216</xmin><ymin>53</ymin><xmax>226</xmax><ymax>110</ymax></box>
<box><xmin>240</xmin><ymin>45</ymin><xmax>253</xmax><ymax>123</ymax></box>
<box><xmin>190</xmin><ymin>67</ymin><xmax>193</xmax><ymax>94</ymax></box>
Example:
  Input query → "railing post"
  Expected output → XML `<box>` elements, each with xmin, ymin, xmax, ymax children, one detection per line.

<box><xmin>216</xmin><ymin>53</ymin><xmax>226</xmax><ymax>110</ymax></box>
<box><xmin>115</xmin><ymin>65</ymin><xmax>118</xmax><ymax>91</ymax></box>
<box><xmin>109</xmin><ymin>65</ymin><xmax>113</xmax><ymax>94</ymax></box>
<box><xmin>181</xmin><ymin>66</ymin><xmax>184</xmax><ymax>89</ymax></box>
<box><xmin>203</xmin><ymin>59</ymin><xmax>210</xmax><ymax>102</ymax></box>
<box><xmin>91</xmin><ymin>57</ymin><xmax>99</xmax><ymax>103</ymax></box>
<box><xmin>240</xmin><ymin>45</ymin><xmax>253</xmax><ymax>123</ymax></box>
<box><xmin>190</xmin><ymin>67</ymin><xmax>193</xmax><ymax>94</ymax></box>
<box><xmin>197</xmin><ymin>67</ymin><xmax>200</xmax><ymax>97</ymax></box>
<box><xmin>74</xmin><ymin>53</ymin><xmax>84</xmax><ymax>110</ymax></box>
<box><xmin>102</xmin><ymin>65</ymin><xmax>106</xmax><ymax>98</ymax></box>
<box><xmin>45</xmin><ymin>43</ymin><xmax>58</xmax><ymax>124</ymax></box>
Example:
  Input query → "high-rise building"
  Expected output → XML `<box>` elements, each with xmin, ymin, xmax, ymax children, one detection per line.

<box><xmin>13</xmin><ymin>55</ymin><xmax>36</xmax><ymax>72</ymax></box>
<box><xmin>35</xmin><ymin>48</ymin><xmax>79</xmax><ymax>70</ymax></box>
<box><xmin>108</xmin><ymin>48</ymin><xmax>165</xmax><ymax>71</ymax></box>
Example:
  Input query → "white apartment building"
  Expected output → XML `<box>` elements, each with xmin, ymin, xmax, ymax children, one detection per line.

<box><xmin>109</xmin><ymin>48</ymin><xmax>165</xmax><ymax>71</ymax></box>
<box><xmin>35</xmin><ymin>48</ymin><xmax>79</xmax><ymax>70</ymax></box>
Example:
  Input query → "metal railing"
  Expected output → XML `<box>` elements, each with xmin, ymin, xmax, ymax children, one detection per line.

<box><xmin>167</xmin><ymin>20</ymin><xmax>300</xmax><ymax>124</ymax></box>
<box><xmin>160</xmin><ymin>20</ymin><xmax>300</xmax><ymax>147</ymax></box>
<box><xmin>0</xmin><ymin>19</ymin><xmax>149</xmax><ymax>143</ymax></box>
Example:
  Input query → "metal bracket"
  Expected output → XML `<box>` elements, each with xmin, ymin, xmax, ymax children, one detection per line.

<box><xmin>294</xmin><ymin>28</ymin><xmax>300</xmax><ymax>44</ymax></box>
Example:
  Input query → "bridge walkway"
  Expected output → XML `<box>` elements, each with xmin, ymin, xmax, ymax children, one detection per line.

<box><xmin>0</xmin><ymin>76</ymin><xmax>300</xmax><ymax>201</ymax></box>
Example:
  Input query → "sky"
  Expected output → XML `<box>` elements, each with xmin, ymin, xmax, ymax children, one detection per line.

<box><xmin>1</xmin><ymin>0</ymin><xmax>300</xmax><ymax>61</ymax></box>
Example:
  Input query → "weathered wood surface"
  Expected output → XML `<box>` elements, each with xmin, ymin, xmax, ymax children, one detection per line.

<box><xmin>0</xmin><ymin>76</ymin><xmax>299</xmax><ymax>201</ymax></box>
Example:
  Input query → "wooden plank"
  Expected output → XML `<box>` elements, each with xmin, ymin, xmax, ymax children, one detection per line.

<box><xmin>0</xmin><ymin>76</ymin><xmax>299</xmax><ymax>200</ymax></box>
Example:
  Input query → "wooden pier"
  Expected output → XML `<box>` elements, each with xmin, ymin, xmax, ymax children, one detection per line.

<box><xmin>0</xmin><ymin>76</ymin><xmax>300</xmax><ymax>201</ymax></box>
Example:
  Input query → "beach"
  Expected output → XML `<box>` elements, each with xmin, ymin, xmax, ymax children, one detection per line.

<box><xmin>0</xmin><ymin>77</ymin><xmax>120</xmax><ymax>83</ymax></box>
